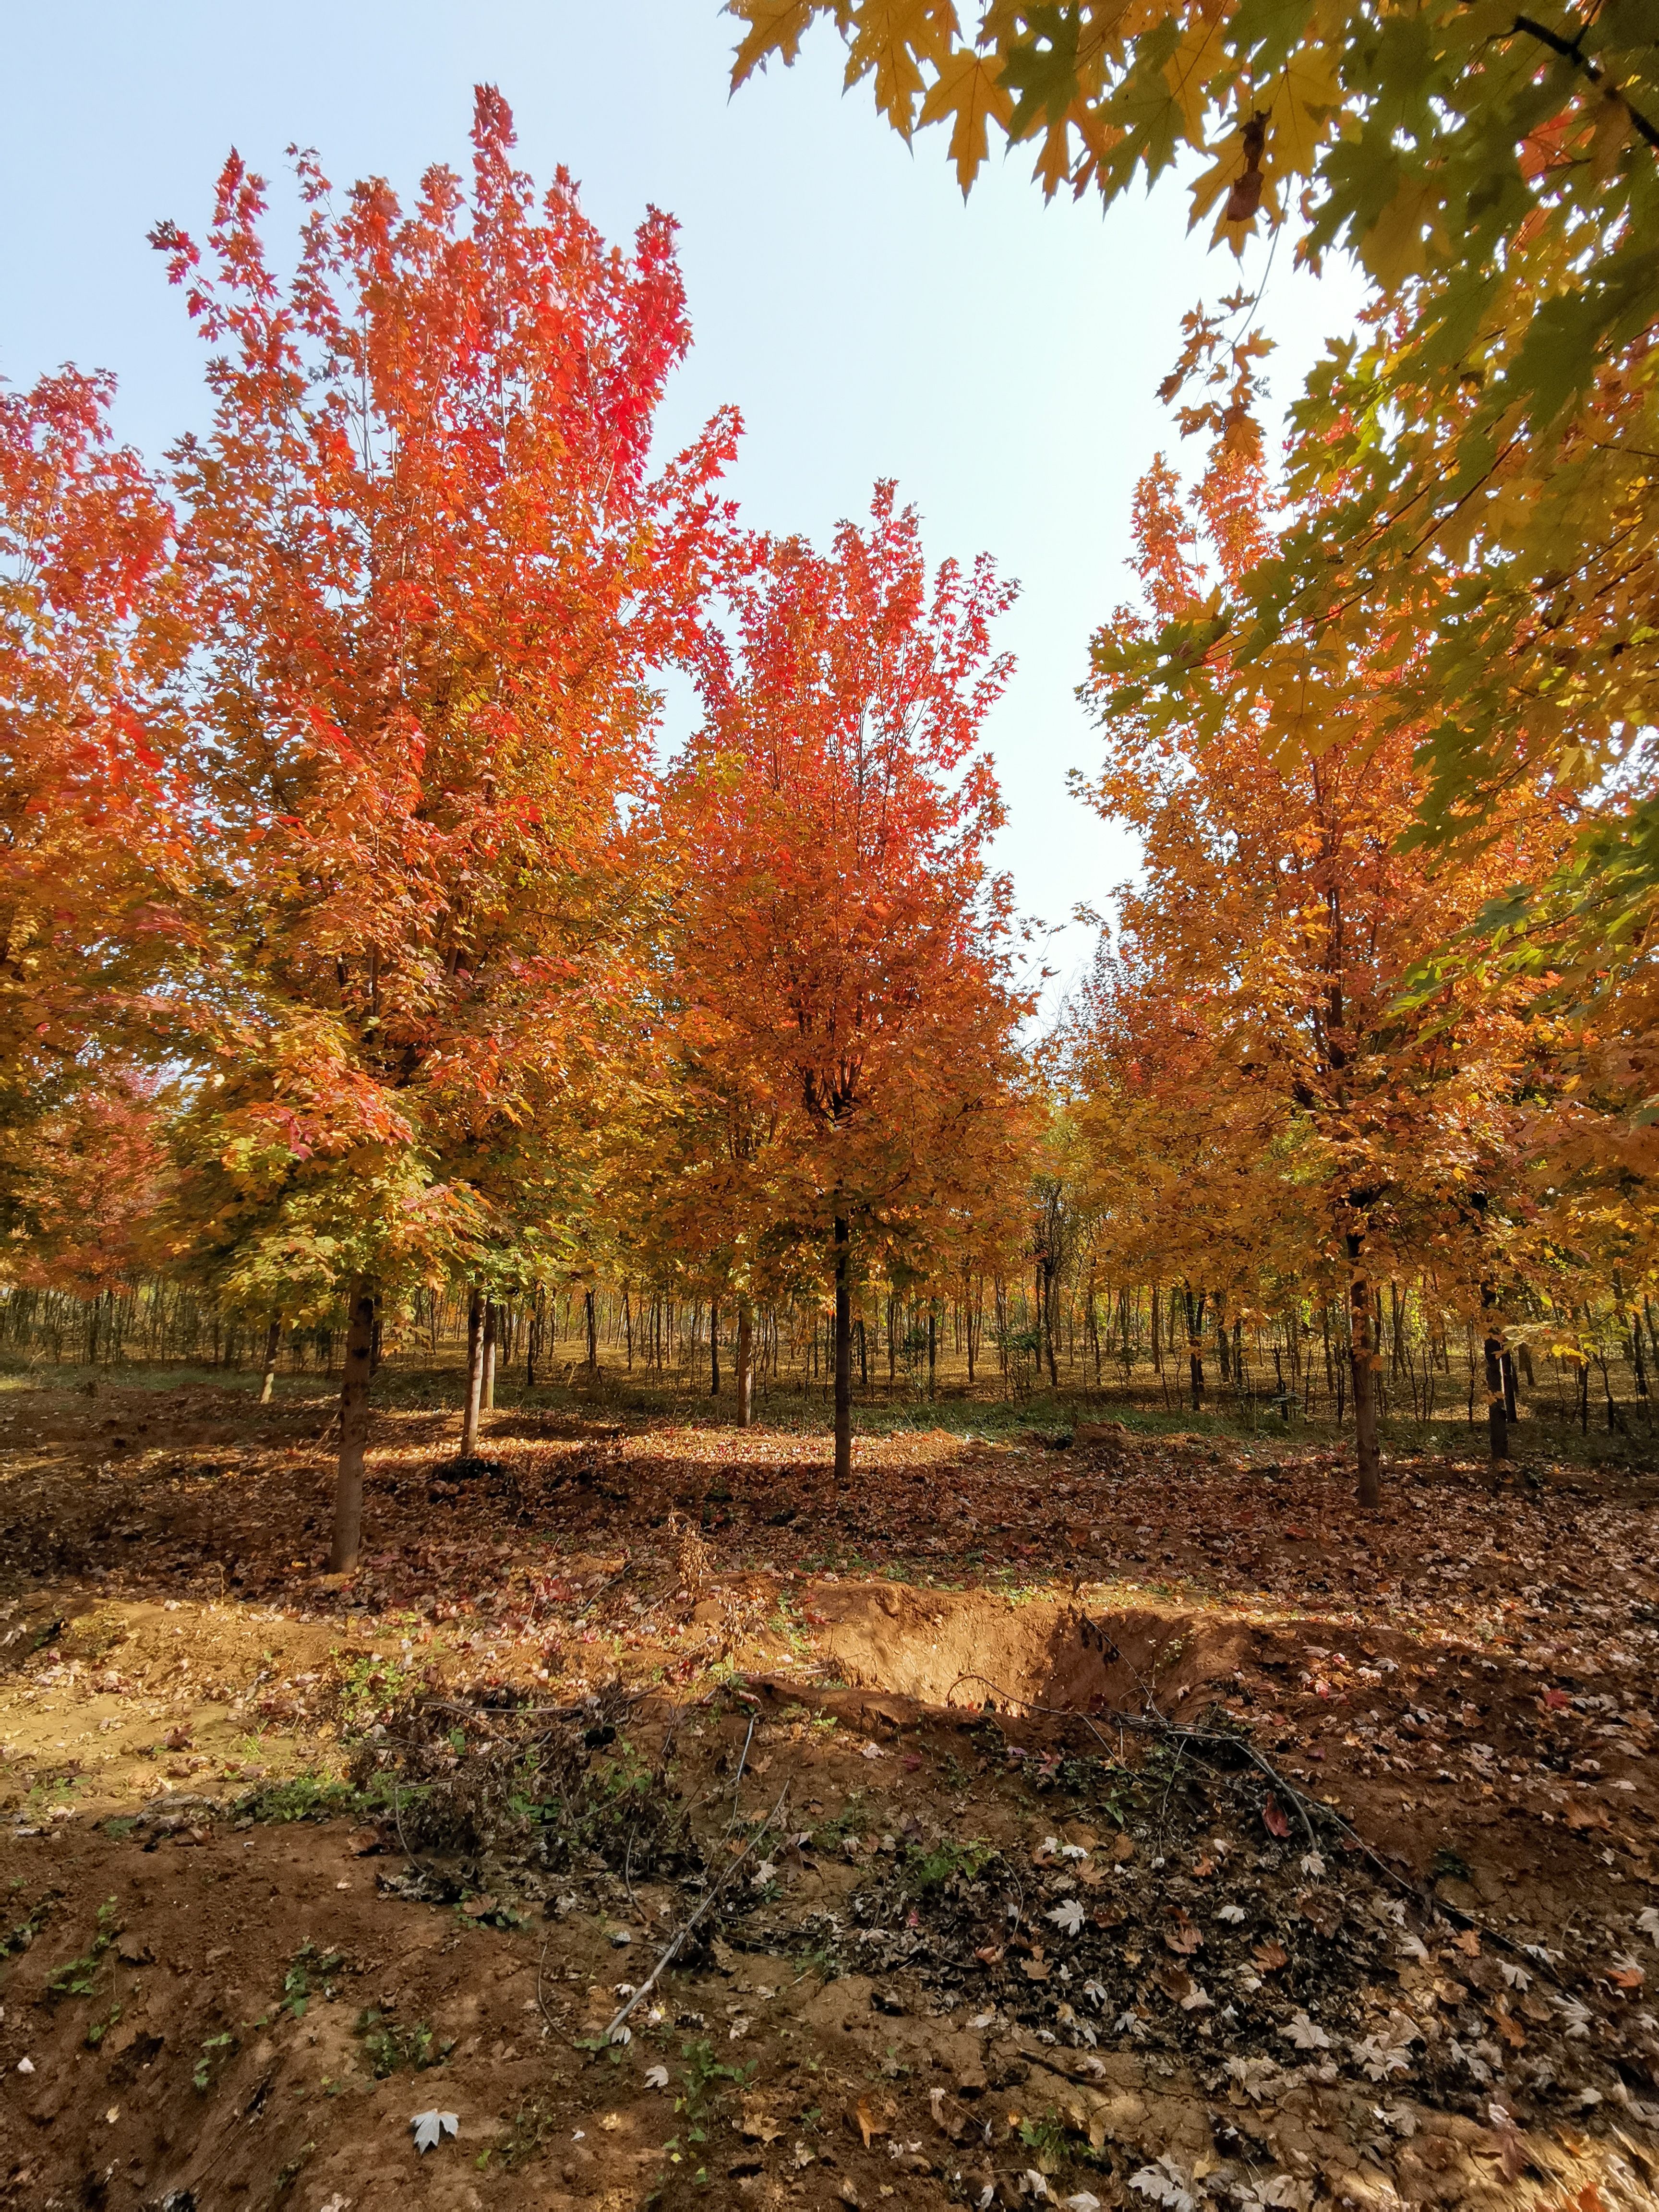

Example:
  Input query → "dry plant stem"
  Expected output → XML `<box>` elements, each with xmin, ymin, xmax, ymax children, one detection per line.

<box><xmin>727</xmin><ymin>1708</ymin><xmax>759</xmax><ymax>1829</ymax></box>
<box><xmin>601</xmin><ymin>1781</ymin><xmax>791</xmax><ymax>2047</ymax></box>
<box><xmin>948</xmin><ymin>1664</ymin><xmax>1565</xmax><ymax>1985</ymax></box>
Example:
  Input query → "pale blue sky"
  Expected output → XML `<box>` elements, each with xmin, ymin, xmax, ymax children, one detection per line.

<box><xmin>3</xmin><ymin>2</ymin><xmax>1364</xmax><ymax>1017</ymax></box>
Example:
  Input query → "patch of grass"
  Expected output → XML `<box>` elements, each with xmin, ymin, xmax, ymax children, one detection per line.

<box><xmin>353</xmin><ymin>2007</ymin><xmax>450</xmax><ymax>2077</ymax></box>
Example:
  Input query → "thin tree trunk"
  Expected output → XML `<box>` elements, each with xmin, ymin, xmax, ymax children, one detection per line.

<box><xmin>1481</xmin><ymin>1284</ymin><xmax>1508</xmax><ymax>1460</ymax></box>
<box><xmin>710</xmin><ymin>1302</ymin><xmax>721</xmax><ymax>1397</ymax></box>
<box><xmin>736</xmin><ymin>1297</ymin><xmax>755</xmax><ymax>1428</ymax></box>
<box><xmin>258</xmin><ymin>1317</ymin><xmax>281</xmax><ymax>1406</ymax></box>
<box><xmin>585</xmin><ymin>1288</ymin><xmax>598</xmax><ymax>1370</ymax></box>
<box><xmin>833</xmin><ymin>1215</ymin><xmax>853</xmax><ymax>1489</ymax></box>
<box><xmin>461</xmin><ymin>1286</ymin><xmax>484</xmax><ymax>1456</ymax></box>
<box><xmin>482</xmin><ymin>1298</ymin><xmax>498</xmax><ymax>1411</ymax></box>
<box><xmin>1347</xmin><ymin>1235</ymin><xmax>1382</xmax><ymax>1509</ymax></box>
<box><xmin>330</xmin><ymin>1279</ymin><xmax>375</xmax><ymax>1573</ymax></box>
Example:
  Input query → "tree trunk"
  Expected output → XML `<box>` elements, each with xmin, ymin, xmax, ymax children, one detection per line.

<box><xmin>482</xmin><ymin>1298</ymin><xmax>498</xmax><ymax>1411</ymax></box>
<box><xmin>329</xmin><ymin>1279</ymin><xmax>375</xmax><ymax>1572</ymax></box>
<box><xmin>1481</xmin><ymin>1289</ymin><xmax>1508</xmax><ymax>1461</ymax></box>
<box><xmin>258</xmin><ymin>1317</ymin><xmax>281</xmax><ymax>1406</ymax></box>
<box><xmin>833</xmin><ymin>1215</ymin><xmax>852</xmax><ymax>1489</ymax></box>
<box><xmin>1347</xmin><ymin>1238</ymin><xmax>1382</xmax><ymax>1508</ymax></box>
<box><xmin>928</xmin><ymin>1305</ymin><xmax>937</xmax><ymax>1396</ymax></box>
<box><xmin>709</xmin><ymin>1302</ymin><xmax>721</xmax><ymax>1396</ymax></box>
<box><xmin>584</xmin><ymin>1288</ymin><xmax>598</xmax><ymax>1371</ymax></box>
<box><xmin>736</xmin><ymin>1297</ymin><xmax>755</xmax><ymax>1428</ymax></box>
<box><xmin>461</xmin><ymin>1286</ymin><xmax>484</xmax><ymax>1456</ymax></box>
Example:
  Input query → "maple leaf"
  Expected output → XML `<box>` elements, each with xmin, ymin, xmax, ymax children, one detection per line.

<box><xmin>1281</xmin><ymin>2009</ymin><xmax>1330</xmax><ymax>2050</ymax></box>
<box><xmin>1164</xmin><ymin>1911</ymin><xmax>1202</xmax><ymax>1954</ymax></box>
<box><xmin>727</xmin><ymin>0</ymin><xmax>821</xmax><ymax>88</ymax></box>
<box><xmin>411</xmin><ymin>2110</ymin><xmax>458</xmax><ymax>2153</ymax></box>
<box><xmin>1128</xmin><ymin>2154</ymin><xmax>1196</xmax><ymax>2211</ymax></box>
<box><xmin>918</xmin><ymin>47</ymin><xmax>1014</xmax><ymax>192</ymax></box>
<box><xmin>1046</xmin><ymin>1898</ymin><xmax>1086</xmax><ymax>1937</ymax></box>
<box><xmin>1252</xmin><ymin>1940</ymin><xmax>1288</xmax><ymax>1973</ymax></box>
<box><xmin>1261</xmin><ymin>1796</ymin><xmax>1291</xmax><ymax>1839</ymax></box>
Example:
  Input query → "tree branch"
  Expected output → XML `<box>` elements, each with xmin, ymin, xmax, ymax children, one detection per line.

<box><xmin>1511</xmin><ymin>15</ymin><xmax>1659</xmax><ymax>152</ymax></box>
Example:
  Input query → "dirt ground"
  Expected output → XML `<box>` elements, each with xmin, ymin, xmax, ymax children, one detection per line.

<box><xmin>3</xmin><ymin>1372</ymin><xmax>1659</xmax><ymax>2212</ymax></box>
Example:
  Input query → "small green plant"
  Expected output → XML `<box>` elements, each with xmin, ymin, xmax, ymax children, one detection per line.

<box><xmin>1017</xmin><ymin>2113</ymin><xmax>1070</xmax><ymax>2174</ymax></box>
<box><xmin>194</xmin><ymin>2030</ymin><xmax>237</xmax><ymax>2092</ymax></box>
<box><xmin>353</xmin><ymin>2007</ymin><xmax>449</xmax><ymax>2076</ymax></box>
<box><xmin>0</xmin><ymin>1891</ymin><xmax>57</xmax><ymax>1960</ymax></box>
<box><xmin>46</xmin><ymin>1898</ymin><xmax>120</xmax><ymax>1999</ymax></box>
<box><xmin>334</xmin><ymin>1650</ymin><xmax>413</xmax><ymax>1733</ymax></box>
<box><xmin>85</xmin><ymin>2002</ymin><xmax>122</xmax><ymax>2049</ymax></box>
<box><xmin>281</xmin><ymin>1942</ymin><xmax>345</xmax><ymax>2020</ymax></box>
<box><xmin>671</xmin><ymin>2037</ymin><xmax>757</xmax><ymax>2147</ymax></box>
<box><xmin>236</xmin><ymin>1771</ymin><xmax>392</xmax><ymax>1825</ymax></box>
<box><xmin>903</xmin><ymin>1837</ymin><xmax>996</xmax><ymax>1892</ymax></box>
<box><xmin>491</xmin><ymin>2091</ymin><xmax>565</xmax><ymax>2168</ymax></box>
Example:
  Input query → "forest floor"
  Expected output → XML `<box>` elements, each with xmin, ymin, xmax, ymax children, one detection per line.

<box><xmin>3</xmin><ymin>1365</ymin><xmax>1659</xmax><ymax>2212</ymax></box>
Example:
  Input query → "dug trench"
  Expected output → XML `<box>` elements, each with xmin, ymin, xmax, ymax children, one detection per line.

<box><xmin>3</xmin><ymin>1386</ymin><xmax>1659</xmax><ymax>2208</ymax></box>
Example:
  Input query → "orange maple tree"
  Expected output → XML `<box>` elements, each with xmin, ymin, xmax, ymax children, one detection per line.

<box><xmin>0</xmin><ymin>369</ymin><xmax>176</xmax><ymax>1260</ymax></box>
<box><xmin>1072</xmin><ymin>454</ymin><xmax>1572</xmax><ymax>1500</ymax></box>
<box><xmin>646</xmin><ymin>487</ymin><xmax>1031</xmax><ymax>1483</ymax></box>
<box><xmin>150</xmin><ymin>89</ymin><xmax>738</xmax><ymax>1566</ymax></box>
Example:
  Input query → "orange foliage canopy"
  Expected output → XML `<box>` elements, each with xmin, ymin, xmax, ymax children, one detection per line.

<box><xmin>642</xmin><ymin>487</ymin><xmax>1032</xmax><ymax>1477</ymax></box>
<box><xmin>149</xmin><ymin>87</ymin><xmax>739</xmax><ymax>1320</ymax></box>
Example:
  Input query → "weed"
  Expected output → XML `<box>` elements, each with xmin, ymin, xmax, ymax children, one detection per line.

<box><xmin>334</xmin><ymin>1649</ymin><xmax>414</xmax><ymax>1733</ymax></box>
<box><xmin>491</xmin><ymin>2091</ymin><xmax>566</xmax><ymax>2168</ymax></box>
<box><xmin>84</xmin><ymin>2002</ymin><xmax>122</xmax><ymax>2050</ymax></box>
<box><xmin>353</xmin><ymin>2007</ymin><xmax>450</xmax><ymax>2076</ymax></box>
<box><xmin>673</xmin><ymin>2036</ymin><xmax>757</xmax><ymax>2145</ymax></box>
<box><xmin>1016</xmin><ymin>2113</ymin><xmax>1069</xmax><ymax>2173</ymax></box>
<box><xmin>0</xmin><ymin>1891</ymin><xmax>57</xmax><ymax>1960</ymax></box>
<box><xmin>236</xmin><ymin>1771</ymin><xmax>394</xmax><ymax>1825</ymax></box>
<box><xmin>194</xmin><ymin>2030</ymin><xmax>237</xmax><ymax>2092</ymax></box>
<box><xmin>46</xmin><ymin>1897</ymin><xmax>120</xmax><ymax>2000</ymax></box>
<box><xmin>902</xmin><ymin>1837</ymin><xmax>997</xmax><ymax>1892</ymax></box>
<box><xmin>280</xmin><ymin>1942</ymin><xmax>346</xmax><ymax>2020</ymax></box>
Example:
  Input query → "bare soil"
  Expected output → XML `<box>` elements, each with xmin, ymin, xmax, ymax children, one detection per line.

<box><xmin>2</xmin><ymin>1371</ymin><xmax>1659</xmax><ymax>2212</ymax></box>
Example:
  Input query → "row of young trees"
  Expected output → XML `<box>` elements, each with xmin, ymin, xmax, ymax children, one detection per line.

<box><xmin>1</xmin><ymin>94</ymin><xmax>1028</xmax><ymax>1566</ymax></box>
<box><xmin>10</xmin><ymin>0</ymin><xmax>1659</xmax><ymax>1558</ymax></box>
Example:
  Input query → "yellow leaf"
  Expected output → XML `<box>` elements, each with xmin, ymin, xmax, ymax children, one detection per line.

<box><xmin>727</xmin><ymin>0</ymin><xmax>826</xmax><ymax>90</ymax></box>
<box><xmin>843</xmin><ymin>0</ymin><xmax>961</xmax><ymax>137</ymax></box>
<box><xmin>919</xmin><ymin>48</ymin><xmax>1014</xmax><ymax>192</ymax></box>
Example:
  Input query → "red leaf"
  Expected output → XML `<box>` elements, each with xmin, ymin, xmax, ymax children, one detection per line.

<box><xmin>1262</xmin><ymin>1795</ymin><xmax>1292</xmax><ymax>1839</ymax></box>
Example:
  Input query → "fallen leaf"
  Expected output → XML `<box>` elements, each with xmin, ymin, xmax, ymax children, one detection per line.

<box><xmin>644</xmin><ymin>2065</ymin><xmax>669</xmax><ymax>2090</ymax></box>
<box><xmin>1165</xmin><ymin>1911</ymin><xmax>1202</xmax><ymax>1955</ymax></box>
<box><xmin>1262</xmin><ymin>1797</ymin><xmax>1291</xmax><ymax>1839</ymax></box>
<box><xmin>411</xmin><ymin>2110</ymin><xmax>458</xmax><ymax>2154</ymax></box>
<box><xmin>854</xmin><ymin>2095</ymin><xmax>885</xmax><ymax>2148</ymax></box>
<box><xmin>1252</xmin><ymin>1940</ymin><xmax>1289</xmax><ymax>1973</ymax></box>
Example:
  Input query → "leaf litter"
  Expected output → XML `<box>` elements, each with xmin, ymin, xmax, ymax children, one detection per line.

<box><xmin>2</xmin><ymin>1381</ymin><xmax>1659</xmax><ymax>2203</ymax></box>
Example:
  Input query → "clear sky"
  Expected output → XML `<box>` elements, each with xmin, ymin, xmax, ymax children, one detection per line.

<box><xmin>4</xmin><ymin>2</ymin><xmax>1364</xmax><ymax>1019</ymax></box>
